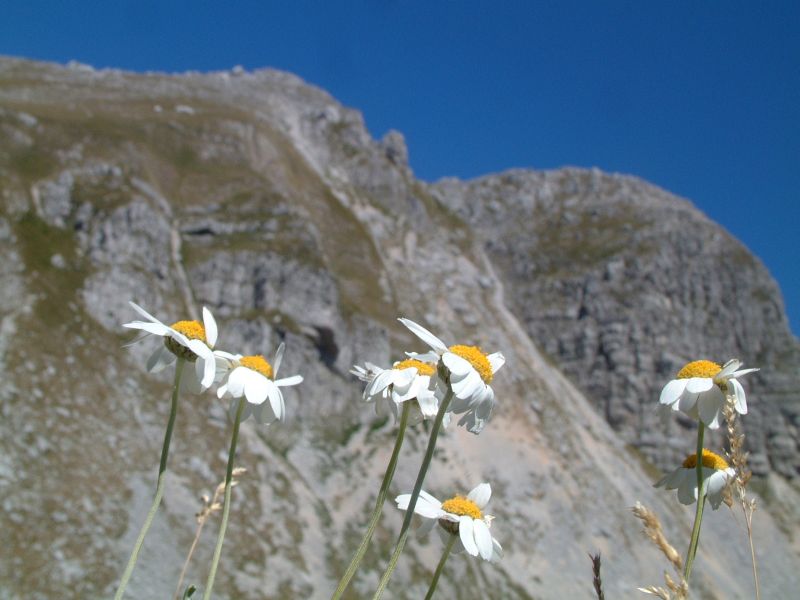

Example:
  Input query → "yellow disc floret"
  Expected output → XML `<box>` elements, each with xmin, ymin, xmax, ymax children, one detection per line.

<box><xmin>441</xmin><ymin>495</ymin><xmax>483</xmax><ymax>520</ymax></box>
<box><xmin>682</xmin><ymin>449</ymin><xmax>730</xmax><ymax>471</ymax></box>
<box><xmin>676</xmin><ymin>360</ymin><xmax>721</xmax><ymax>379</ymax></box>
<box><xmin>240</xmin><ymin>355</ymin><xmax>274</xmax><ymax>379</ymax></box>
<box><xmin>449</xmin><ymin>345</ymin><xmax>493</xmax><ymax>383</ymax></box>
<box><xmin>393</xmin><ymin>358</ymin><xmax>436</xmax><ymax>377</ymax></box>
<box><xmin>164</xmin><ymin>320</ymin><xmax>207</xmax><ymax>361</ymax></box>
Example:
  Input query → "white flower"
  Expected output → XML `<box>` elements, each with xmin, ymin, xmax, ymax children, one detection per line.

<box><xmin>123</xmin><ymin>301</ymin><xmax>218</xmax><ymax>391</ymax></box>
<box><xmin>659</xmin><ymin>359</ymin><xmax>759</xmax><ymax>429</ymax></box>
<box><xmin>398</xmin><ymin>318</ymin><xmax>505</xmax><ymax>434</ymax></box>
<box><xmin>655</xmin><ymin>449</ymin><xmax>735</xmax><ymax>510</ymax></box>
<box><xmin>396</xmin><ymin>482</ymin><xmax>502</xmax><ymax>562</ymax></box>
<box><xmin>350</xmin><ymin>358</ymin><xmax>445</xmax><ymax>422</ymax></box>
<box><xmin>216</xmin><ymin>343</ymin><xmax>303</xmax><ymax>425</ymax></box>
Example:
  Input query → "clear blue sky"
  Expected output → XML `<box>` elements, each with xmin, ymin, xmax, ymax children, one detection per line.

<box><xmin>3</xmin><ymin>1</ymin><xmax>799</xmax><ymax>333</ymax></box>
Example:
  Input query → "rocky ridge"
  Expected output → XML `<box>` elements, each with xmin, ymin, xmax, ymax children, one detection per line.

<box><xmin>0</xmin><ymin>56</ymin><xmax>798</xmax><ymax>599</ymax></box>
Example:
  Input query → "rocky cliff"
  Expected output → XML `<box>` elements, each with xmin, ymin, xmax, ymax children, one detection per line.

<box><xmin>0</xmin><ymin>56</ymin><xmax>798</xmax><ymax>599</ymax></box>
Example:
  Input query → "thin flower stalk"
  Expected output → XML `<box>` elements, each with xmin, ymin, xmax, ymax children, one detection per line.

<box><xmin>115</xmin><ymin>357</ymin><xmax>186</xmax><ymax>600</ymax></box>
<box><xmin>372</xmin><ymin>384</ymin><xmax>454</xmax><ymax>599</ymax></box>
<box><xmin>202</xmin><ymin>397</ymin><xmax>246</xmax><ymax>600</ymax></box>
<box><xmin>424</xmin><ymin>533</ymin><xmax>457</xmax><ymax>600</ymax></box>
<box><xmin>332</xmin><ymin>401</ymin><xmax>412</xmax><ymax>600</ymax></box>
<box><xmin>683</xmin><ymin>423</ymin><xmax>706</xmax><ymax>581</ymax></box>
<box><xmin>723</xmin><ymin>399</ymin><xmax>760</xmax><ymax>600</ymax></box>
<box><xmin>174</xmin><ymin>469</ymin><xmax>246</xmax><ymax>600</ymax></box>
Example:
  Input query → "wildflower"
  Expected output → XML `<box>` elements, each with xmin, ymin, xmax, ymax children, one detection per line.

<box><xmin>123</xmin><ymin>301</ymin><xmax>218</xmax><ymax>390</ymax></box>
<box><xmin>396</xmin><ymin>482</ymin><xmax>502</xmax><ymax>562</ymax></box>
<box><xmin>350</xmin><ymin>358</ymin><xmax>446</xmax><ymax>422</ymax></box>
<box><xmin>398</xmin><ymin>318</ymin><xmax>505</xmax><ymax>434</ymax></box>
<box><xmin>659</xmin><ymin>359</ymin><xmax>758</xmax><ymax>429</ymax></box>
<box><xmin>655</xmin><ymin>449</ymin><xmax>735</xmax><ymax>509</ymax></box>
<box><xmin>216</xmin><ymin>343</ymin><xmax>303</xmax><ymax>424</ymax></box>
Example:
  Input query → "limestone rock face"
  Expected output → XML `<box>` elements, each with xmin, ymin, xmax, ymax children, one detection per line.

<box><xmin>432</xmin><ymin>169</ymin><xmax>800</xmax><ymax>478</ymax></box>
<box><xmin>0</xmin><ymin>57</ymin><xmax>798</xmax><ymax>599</ymax></box>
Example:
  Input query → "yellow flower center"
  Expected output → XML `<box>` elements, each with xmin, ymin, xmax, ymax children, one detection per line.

<box><xmin>170</xmin><ymin>320</ymin><xmax>207</xmax><ymax>341</ymax></box>
<box><xmin>441</xmin><ymin>495</ymin><xmax>483</xmax><ymax>520</ymax></box>
<box><xmin>676</xmin><ymin>360</ymin><xmax>721</xmax><ymax>379</ymax></box>
<box><xmin>164</xmin><ymin>320</ymin><xmax>208</xmax><ymax>361</ymax></box>
<box><xmin>682</xmin><ymin>449</ymin><xmax>730</xmax><ymax>471</ymax></box>
<box><xmin>240</xmin><ymin>355</ymin><xmax>273</xmax><ymax>379</ymax></box>
<box><xmin>393</xmin><ymin>358</ymin><xmax>436</xmax><ymax>377</ymax></box>
<box><xmin>449</xmin><ymin>345</ymin><xmax>493</xmax><ymax>383</ymax></box>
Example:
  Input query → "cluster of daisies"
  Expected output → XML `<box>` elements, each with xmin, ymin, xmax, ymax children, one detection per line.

<box><xmin>124</xmin><ymin>302</ymin><xmax>303</xmax><ymax>424</ymax></box>
<box><xmin>351</xmin><ymin>317</ymin><xmax>506</xmax><ymax>566</ymax></box>
<box><xmin>656</xmin><ymin>358</ymin><xmax>758</xmax><ymax>509</ymax></box>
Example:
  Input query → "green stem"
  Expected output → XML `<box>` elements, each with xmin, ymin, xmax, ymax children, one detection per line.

<box><xmin>424</xmin><ymin>533</ymin><xmax>457</xmax><ymax>600</ymax></box>
<box><xmin>331</xmin><ymin>401</ymin><xmax>412</xmax><ymax>600</ymax></box>
<box><xmin>115</xmin><ymin>357</ymin><xmax>186</xmax><ymax>600</ymax></box>
<box><xmin>202</xmin><ymin>397</ymin><xmax>246</xmax><ymax>600</ymax></box>
<box><xmin>684</xmin><ymin>422</ymin><xmax>706</xmax><ymax>582</ymax></box>
<box><xmin>372</xmin><ymin>385</ymin><xmax>454</xmax><ymax>600</ymax></box>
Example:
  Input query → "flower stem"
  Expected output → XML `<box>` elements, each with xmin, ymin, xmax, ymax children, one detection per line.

<box><xmin>372</xmin><ymin>385</ymin><xmax>454</xmax><ymax>600</ymax></box>
<box><xmin>424</xmin><ymin>533</ymin><xmax>457</xmax><ymax>600</ymax></box>
<box><xmin>115</xmin><ymin>357</ymin><xmax>186</xmax><ymax>600</ymax></box>
<box><xmin>683</xmin><ymin>422</ymin><xmax>706</xmax><ymax>582</ymax></box>
<box><xmin>331</xmin><ymin>401</ymin><xmax>412</xmax><ymax>600</ymax></box>
<box><xmin>202</xmin><ymin>397</ymin><xmax>246</xmax><ymax>600</ymax></box>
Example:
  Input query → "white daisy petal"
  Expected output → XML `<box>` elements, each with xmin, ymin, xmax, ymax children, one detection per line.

<box><xmin>202</xmin><ymin>307</ymin><xmax>218</xmax><ymax>347</ymax></box>
<box><xmin>275</xmin><ymin>375</ymin><xmax>303</xmax><ymax>387</ymax></box>
<box><xmin>716</xmin><ymin>359</ymin><xmax>742</xmax><ymax>379</ymax></box>
<box><xmin>418</xmin><ymin>490</ymin><xmax>443</xmax><ymax>509</ymax></box>
<box><xmin>267</xmin><ymin>383</ymin><xmax>284</xmax><ymax>421</ymax></box>
<box><xmin>458</xmin><ymin>516</ymin><xmax>479</xmax><ymax>556</ymax></box>
<box><xmin>685</xmin><ymin>377</ymin><xmax>714</xmax><ymax>394</ymax></box>
<box><xmin>124</xmin><ymin>321</ymin><xmax>172</xmax><ymax>336</ymax></box>
<box><xmin>729</xmin><ymin>378</ymin><xmax>747</xmax><ymax>414</ymax></box>
<box><xmin>473</xmin><ymin>519</ymin><xmax>494</xmax><ymax>560</ymax></box>
<box><xmin>442</xmin><ymin>352</ymin><xmax>472</xmax><ymax>377</ymax></box>
<box><xmin>467</xmin><ymin>483</ymin><xmax>492</xmax><ymax>509</ymax></box>
<box><xmin>659</xmin><ymin>379</ymin><xmax>687</xmax><ymax>406</ymax></box>
<box><xmin>490</xmin><ymin>538</ymin><xmax>504</xmax><ymax>562</ymax></box>
<box><xmin>273</xmin><ymin>342</ymin><xmax>285</xmax><ymax>378</ymax></box>
<box><xmin>128</xmin><ymin>301</ymin><xmax>163</xmax><ymax>324</ymax></box>
<box><xmin>398</xmin><ymin>318</ymin><xmax>448</xmax><ymax>354</ymax></box>
<box><xmin>487</xmin><ymin>352</ymin><xmax>505</xmax><ymax>374</ymax></box>
<box><xmin>697</xmin><ymin>386</ymin><xmax>725</xmax><ymax>429</ymax></box>
<box><xmin>244</xmin><ymin>371</ymin><xmax>269</xmax><ymax>405</ymax></box>
<box><xmin>146</xmin><ymin>345</ymin><xmax>171</xmax><ymax>373</ymax></box>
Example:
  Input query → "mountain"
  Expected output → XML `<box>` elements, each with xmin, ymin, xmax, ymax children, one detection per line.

<box><xmin>1</xmin><ymin>56</ymin><xmax>798</xmax><ymax>599</ymax></box>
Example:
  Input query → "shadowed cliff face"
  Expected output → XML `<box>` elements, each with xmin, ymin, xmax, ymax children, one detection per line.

<box><xmin>0</xmin><ymin>57</ymin><xmax>798</xmax><ymax>599</ymax></box>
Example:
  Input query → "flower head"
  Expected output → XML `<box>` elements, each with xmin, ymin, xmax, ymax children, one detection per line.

<box><xmin>655</xmin><ymin>449</ymin><xmax>735</xmax><ymax>509</ymax></box>
<box><xmin>123</xmin><ymin>301</ymin><xmax>218</xmax><ymax>391</ymax></box>
<box><xmin>216</xmin><ymin>343</ymin><xmax>303</xmax><ymax>425</ymax></box>
<box><xmin>659</xmin><ymin>359</ymin><xmax>758</xmax><ymax>429</ymax></box>
<box><xmin>398</xmin><ymin>318</ymin><xmax>505</xmax><ymax>434</ymax></box>
<box><xmin>350</xmin><ymin>358</ymin><xmax>446</xmax><ymax>423</ymax></box>
<box><xmin>396</xmin><ymin>482</ymin><xmax>502</xmax><ymax>562</ymax></box>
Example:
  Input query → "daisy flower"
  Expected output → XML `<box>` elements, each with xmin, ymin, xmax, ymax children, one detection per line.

<box><xmin>216</xmin><ymin>343</ymin><xmax>303</xmax><ymax>425</ymax></box>
<box><xmin>655</xmin><ymin>449</ymin><xmax>735</xmax><ymax>509</ymax></box>
<box><xmin>123</xmin><ymin>301</ymin><xmax>218</xmax><ymax>391</ymax></box>
<box><xmin>659</xmin><ymin>359</ymin><xmax>759</xmax><ymax>429</ymax></box>
<box><xmin>398</xmin><ymin>318</ymin><xmax>505</xmax><ymax>434</ymax></box>
<box><xmin>396</xmin><ymin>482</ymin><xmax>502</xmax><ymax>562</ymax></box>
<box><xmin>350</xmin><ymin>358</ymin><xmax>444</xmax><ymax>421</ymax></box>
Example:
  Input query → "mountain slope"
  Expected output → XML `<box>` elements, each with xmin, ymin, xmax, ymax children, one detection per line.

<box><xmin>0</xmin><ymin>56</ymin><xmax>797</xmax><ymax>599</ymax></box>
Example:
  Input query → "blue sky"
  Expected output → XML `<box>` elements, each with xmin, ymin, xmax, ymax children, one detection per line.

<box><xmin>3</xmin><ymin>1</ymin><xmax>799</xmax><ymax>333</ymax></box>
